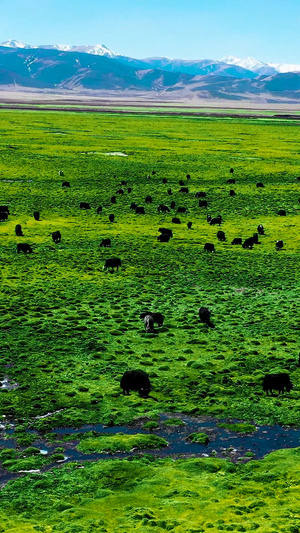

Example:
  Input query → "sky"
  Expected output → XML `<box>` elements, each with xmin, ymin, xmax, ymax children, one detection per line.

<box><xmin>0</xmin><ymin>0</ymin><xmax>299</xmax><ymax>63</ymax></box>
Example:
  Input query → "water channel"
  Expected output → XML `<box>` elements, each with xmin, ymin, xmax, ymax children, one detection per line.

<box><xmin>0</xmin><ymin>412</ymin><xmax>299</xmax><ymax>485</ymax></box>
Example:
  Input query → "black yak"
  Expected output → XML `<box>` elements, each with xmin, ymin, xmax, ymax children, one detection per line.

<box><xmin>52</xmin><ymin>231</ymin><xmax>61</xmax><ymax>243</ymax></box>
<box><xmin>103</xmin><ymin>257</ymin><xmax>121</xmax><ymax>271</ymax></box>
<box><xmin>15</xmin><ymin>224</ymin><xmax>23</xmax><ymax>236</ymax></box>
<box><xmin>204</xmin><ymin>243</ymin><xmax>215</xmax><ymax>252</ymax></box>
<box><xmin>17</xmin><ymin>243</ymin><xmax>33</xmax><ymax>254</ymax></box>
<box><xmin>120</xmin><ymin>370</ymin><xmax>151</xmax><ymax>398</ymax></box>
<box><xmin>263</xmin><ymin>373</ymin><xmax>292</xmax><ymax>396</ymax></box>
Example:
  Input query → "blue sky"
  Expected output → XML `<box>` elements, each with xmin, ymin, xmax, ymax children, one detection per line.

<box><xmin>0</xmin><ymin>0</ymin><xmax>299</xmax><ymax>62</ymax></box>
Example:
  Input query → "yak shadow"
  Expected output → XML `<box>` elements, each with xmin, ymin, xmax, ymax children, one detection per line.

<box><xmin>199</xmin><ymin>321</ymin><xmax>215</xmax><ymax>329</ymax></box>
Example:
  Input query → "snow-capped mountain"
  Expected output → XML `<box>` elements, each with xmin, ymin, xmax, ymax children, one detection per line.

<box><xmin>0</xmin><ymin>43</ymin><xmax>300</xmax><ymax>102</ymax></box>
<box><xmin>1</xmin><ymin>39</ymin><xmax>32</xmax><ymax>49</ymax></box>
<box><xmin>269</xmin><ymin>62</ymin><xmax>300</xmax><ymax>73</ymax></box>
<box><xmin>0</xmin><ymin>40</ymin><xmax>116</xmax><ymax>58</ymax></box>
<box><xmin>38</xmin><ymin>43</ymin><xmax>116</xmax><ymax>58</ymax></box>
<box><xmin>222</xmin><ymin>56</ymin><xmax>278</xmax><ymax>76</ymax></box>
<box><xmin>1</xmin><ymin>40</ymin><xmax>300</xmax><ymax>79</ymax></box>
<box><xmin>222</xmin><ymin>55</ymin><xmax>300</xmax><ymax>75</ymax></box>
<box><xmin>140</xmin><ymin>57</ymin><xmax>257</xmax><ymax>79</ymax></box>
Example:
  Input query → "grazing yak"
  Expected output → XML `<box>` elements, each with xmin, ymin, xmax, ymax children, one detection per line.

<box><xmin>116</xmin><ymin>189</ymin><xmax>124</xmax><ymax>195</ymax></box>
<box><xmin>242</xmin><ymin>237</ymin><xmax>255</xmax><ymax>249</ymax></box>
<box><xmin>135</xmin><ymin>206</ymin><xmax>145</xmax><ymax>214</ymax></box>
<box><xmin>17</xmin><ymin>243</ymin><xmax>33</xmax><ymax>254</ymax></box>
<box><xmin>162</xmin><ymin>178</ymin><xmax>168</xmax><ymax>184</ymax></box>
<box><xmin>97</xmin><ymin>206</ymin><xmax>103</xmax><ymax>214</ymax></box>
<box><xmin>187</xmin><ymin>222</ymin><xmax>193</xmax><ymax>229</ymax></box>
<box><xmin>230</xmin><ymin>168</ymin><xmax>234</xmax><ymax>174</ymax></box>
<box><xmin>158</xmin><ymin>204</ymin><xmax>170</xmax><ymax>213</ymax></box>
<box><xmin>170</xmin><ymin>201</ymin><xmax>176</xmax><ymax>209</ymax></box>
<box><xmin>111</xmin><ymin>196</ymin><xmax>117</xmax><ymax>204</ymax></box>
<box><xmin>140</xmin><ymin>311</ymin><xmax>164</xmax><ymax>327</ymax></box>
<box><xmin>229</xmin><ymin>189</ymin><xmax>236</xmax><ymax>196</ymax></box>
<box><xmin>172</xmin><ymin>217</ymin><xmax>181</xmax><ymax>224</ymax></box>
<box><xmin>62</xmin><ymin>181</ymin><xmax>70</xmax><ymax>188</ymax></box>
<box><xmin>120</xmin><ymin>370</ymin><xmax>151</xmax><ymax>398</ymax></box>
<box><xmin>143</xmin><ymin>314</ymin><xmax>155</xmax><ymax>333</ymax></box>
<box><xmin>109</xmin><ymin>214</ymin><xmax>115</xmax><ymax>222</ymax></box>
<box><xmin>195</xmin><ymin>191</ymin><xmax>206</xmax><ymax>198</ymax></box>
<box><xmin>59</xmin><ymin>170</ymin><xmax>64</xmax><ymax>176</ymax></box>
<box><xmin>167</xmin><ymin>189</ymin><xmax>172</xmax><ymax>195</ymax></box>
<box><xmin>158</xmin><ymin>228</ymin><xmax>173</xmax><ymax>237</ymax></box>
<box><xmin>103</xmin><ymin>257</ymin><xmax>121</xmax><ymax>271</ymax></box>
<box><xmin>276</xmin><ymin>240</ymin><xmax>284</xmax><ymax>250</ymax></box>
<box><xmin>177</xmin><ymin>206</ymin><xmax>187</xmax><ymax>213</ymax></box>
<box><xmin>100</xmin><ymin>238</ymin><xmax>111</xmax><ymax>247</ymax></box>
<box><xmin>256</xmin><ymin>182</ymin><xmax>264</xmax><ymax>188</ymax></box>
<box><xmin>210</xmin><ymin>215</ymin><xmax>222</xmax><ymax>226</ymax></box>
<box><xmin>130</xmin><ymin>202</ymin><xmax>138</xmax><ymax>211</ymax></box>
<box><xmin>179</xmin><ymin>180</ymin><xmax>185</xmax><ymax>186</ymax></box>
<box><xmin>227</xmin><ymin>178</ymin><xmax>236</xmax><ymax>184</ymax></box>
<box><xmin>278</xmin><ymin>209</ymin><xmax>286</xmax><ymax>216</ymax></box>
<box><xmin>186</xmin><ymin>174</ymin><xmax>191</xmax><ymax>179</ymax></box>
<box><xmin>15</xmin><ymin>224</ymin><xmax>23</xmax><ymax>236</ymax></box>
<box><xmin>52</xmin><ymin>231</ymin><xmax>61</xmax><ymax>243</ymax></box>
<box><xmin>0</xmin><ymin>206</ymin><xmax>10</xmax><ymax>214</ymax></box>
<box><xmin>33</xmin><ymin>211</ymin><xmax>40</xmax><ymax>221</ymax></box>
<box><xmin>157</xmin><ymin>234</ymin><xmax>171</xmax><ymax>242</ymax></box>
<box><xmin>80</xmin><ymin>202</ymin><xmax>90</xmax><ymax>209</ymax></box>
<box><xmin>128</xmin><ymin>187</ymin><xmax>132</xmax><ymax>193</ymax></box>
<box><xmin>179</xmin><ymin>187</ymin><xmax>189</xmax><ymax>193</ymax></box>
<box><xmin>0</xmin><ymin>212</ymin><xmax>8</xmax><ymax>221</ymax></box>
<box><xmin>198</xmin><ymin>307</ymin><xmax>215</xmax><ymax>328</ymax></box>
<box><xmin>204</xmin><ymin>243</ymin><xmax>215</xmax><ymax>252</ymax></box>
<box><xmin>263</xmin><ymin>373</ymin><xmax>292</xmax><ymax>396</ymax></box>
<box><xmin>145</xmin><ymin>195</ymin><xmax>153</xmax><ymax>203</ymax></box>
<box><xmin>257</xmin><ymin>224</ymin><xmax>265</xmax><ymax>235</ymax></box>
<box><xmin>199</xmin><ymin>200</ymin><xmax>208</xmax><ymax>208</ymax></box>
<box><xmin>217</xmin><ymin>230</ymin><xmax>226</xmax><ymax>241</ymax></box>
<box><xmin>120</xmin><ymin>180</ymin><xmax>127</xmax><ymax>185</ymax></box>
<box><xmin>231</xmin><ymin>237</ymin><xmax>242</xmax><ymax>245</ymax></box>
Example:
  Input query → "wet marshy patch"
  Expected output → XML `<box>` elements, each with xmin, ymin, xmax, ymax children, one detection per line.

<box><xmin>0</xmin><ymin>377</ymin><xmax>19</xmax><ymax>391</ymax></box>
<box><xmin>1</xmin><ymin>412</ymin><xmax>300</xmax><ymax>483</ymax></box>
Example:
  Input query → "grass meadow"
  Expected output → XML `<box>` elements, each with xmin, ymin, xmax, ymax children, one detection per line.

<box><xmin>0</xmin><ymin>109</ymin><xmax>300</xmax><ymax>532</ymax></box>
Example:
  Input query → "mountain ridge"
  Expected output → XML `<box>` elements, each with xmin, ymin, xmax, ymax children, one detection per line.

<box><xmin>0</xmin><ymin>43</ymin><xmax>300</xmax><ymax>102</ymax></box>
<box><xmin>2</xmin><ymin>40</ymin><xmax>300</xmax><ymax>75</ymax></box>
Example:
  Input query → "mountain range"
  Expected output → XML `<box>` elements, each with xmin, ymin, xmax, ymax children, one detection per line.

<box><xmin>1</xmin><ymin>40</ymin><xmax>300</xmax><ymax>102</ymax></box>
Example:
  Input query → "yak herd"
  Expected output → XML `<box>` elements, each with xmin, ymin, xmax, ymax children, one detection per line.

<box><xmin>0</xmin><ymin>168</ymin><xmax>295</xmax><ymax>402</ymax></box>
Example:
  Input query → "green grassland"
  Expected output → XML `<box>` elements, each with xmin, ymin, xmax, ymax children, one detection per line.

<box><xmin>1</xmin><ymin>448</ymin><xmax>300</xmax><ymax>532</ymax></box>
<box><xmin>0</xmin><ymin>109</ymin><xmax>300</xmax><ymax>531</ymax></box>
<box><xmin>0</xmin><ymin>110</ymin><xmax>299</xmax><ymax>428</ymax></box>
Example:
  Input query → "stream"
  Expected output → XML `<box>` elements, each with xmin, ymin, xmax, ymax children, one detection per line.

<box><xmin>0</xmin><ymin>412</ymin><xmax>299</xmax><ymax>485</ymax></box>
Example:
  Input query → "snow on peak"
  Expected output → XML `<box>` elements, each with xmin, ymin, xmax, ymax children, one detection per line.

<box><xmin>0</xmin><ymin>39</ymin><xmax>31</xmax><ymax>49</ymax></box>
<box><xmin>38</xmin><ymin>43</ymin><xmax>116</xmax><ymax>57</ymax></box>
<box><xmin>0</xmin><ymin>40</ymin><xmax>116</xmax><ymax>57</ymax></box>
<box><xmin>269</xmin><ymin>62</ymin><xmax>300</xmax><ymax>73</ymax></box>
<box><xmin>222</xmin><ymin>56</ymin><xmax>268</xmax><ymax>71</ymax></box>
<box><xmin>71</xmin><ymin>44</ymin><xmax>116</xmax><ymax>57</ymax></box>
<box><xmin>38</xmin><ymin>44</ymin><xmax>73</xmax><ymax>52</ymax></box>
<box><xmin>222</xmin><ymin>55</ymin><xmax>300</xmax><ymax>75</ymax></box>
